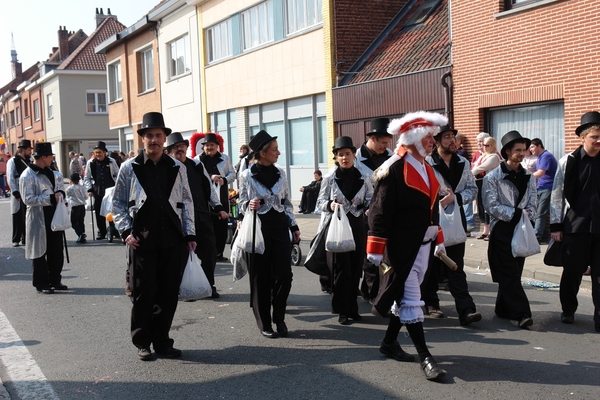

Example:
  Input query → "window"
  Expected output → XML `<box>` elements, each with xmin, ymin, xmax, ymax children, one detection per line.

<box><xmin>24</xmin><ymin>99</ymin><xmax>29</xmax><ymax>119</ymax></box>
<box><xmin>242</xmin><ymin>1</ymin><xmax>274</xmax><ymax>51</ymax></box>
<box><xmin>206</xmin><ymin>20</ymin><xmax>232</xmax><ymax>63</ymax></box>
<box><xmin>406</xmin><ymin>0</ymin><xmax>441</xmax><ymax>26</ymax></box>
<box><xmin>15</xmin><ymin>107</ymin><xmax>20</xmax><ymax>125</ymax></box>
<box><xmin>9</xmin><ymin>111</ymin><xmax>15</xmax><ymax>127</ymax></box>
<box><xmin>139</xmin><ymin>47</ymin><xmax>155</xmax><ymax>93</ymax></box>
<box><xmin>33</xmin><ymin>99</ymin><xmax>40</xmax><ymax>121</ymax></box>
<box><xmin>168</xmin><ymin>35</ymin><xmax>190</xmax><ymax>78</ymax></box>
<box><xmin>47</xmin><ymin>93</ymin><xmax>53</xmax><ymax>119</ymax></box>
<box><xmin>505</xmin><ymin>0</ymin><xmax>546</xmax><ymax>10</ymax></box>
<box><xmin>285</xmin><ymin>0</ymin><xmax>322</xmax><ymax>35</ymax></box>
<box><xmin>86</xmin><ymin>91</ymin><xmax>107</xmax><ymax>114</ymax></box>
<box><xmin>108</xmin><ymin>62</ymin><xmax>122</xmax><ymax>102</ymax></box>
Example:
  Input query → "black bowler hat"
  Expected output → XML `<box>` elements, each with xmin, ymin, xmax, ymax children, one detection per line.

<box><xmin>332</xmin><ymin>136</ymin><xmax>356</xmax><ymax>154</ymax></box>
<box><xmin>137</xmin><ymin>112</ymin><xmax>172</xmax><ymax>136</ymax></box>
<box><xmin>575</xmin><ymin>111</ymin><xmax>600</xmax><ymax>136</ymax></box>
<box><xmin>249</xmin><ymin>130</ymin><xmax>277</xmax><ymax>152</ymax></box>
<box><xmin>93</xmin><ymin>141</ymin><xmax>108</xmax><ymax>152</ymax></box>
<box><xmin>434</xmin><ymin>124</ymin><xmax>458</xmax><ymax>141</ymax></box>
<box><xmin>500</xmin><ymin>130</ymin><xmax>531</xmax><ymax>160</ymax></box>
<box><xmin>201</xmin><ymin>133</ymin><xmax>220</xmax><ymax>145</ymax></box>
<box><xmin>166</xmin><ymin>132</ymin><xmax>189</xmax><ymax>151</ymax></box>
<box><xmin>366</xmin><ymin>118</ymin><xmax>391</xmax><ymax>137</ymax></box>
<box><xmin>18</xmin><ymin>139</ymin><xmax>32</xmax><ymax>149</ymax></box>
<box><xmin>33</xmin><ymin>142</ymin><xmax>54</xmax><ymax>157</ymax></box>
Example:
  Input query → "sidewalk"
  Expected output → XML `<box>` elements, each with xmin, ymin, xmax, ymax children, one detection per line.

<box><xmin>292</xmin><ymin>211</ymin><xmax>592</xmax><ymax>291</ymax></box>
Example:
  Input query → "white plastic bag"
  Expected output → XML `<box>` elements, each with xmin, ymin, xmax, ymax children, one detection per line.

<box><xmin>179</xmin><ymin>252</ymin><xmax>212</xmax><ymax>301</ymax></box>
<box><xmin>439</xmin><ymin>198</ymin><xmax>467</xmax><ymax>247</ymax></box>
<box><xmin>325</xmin><ymin>203</ymin><xmax>355</xmax><ymax>253</ymax></box>
<box><xmin>99</xmin><ymin>187</ymin><xmax>114</xmax><ymax>217</ymax></box>
<box><xmin>511</xmin><ymin>212</ymin><xmax>540</xmax><ymax>258</ymax></box>
<box><xmin>51</xmin><ymin>198</ymin><xmax>72</xmax><ymax>231</ymax></box>
<box><xmin>237</xmin><ymin>210</ymin><xmax>265</xmax><ymax>254</ymax></box>
<box><xmin>231</xmin><ymin>230</ymin><xmax>248</xmax><ymax>281</ymax></box>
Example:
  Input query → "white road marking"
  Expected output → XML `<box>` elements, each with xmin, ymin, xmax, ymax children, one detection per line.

<box><xmin>0</xmin><ymin>308</ymin><xmax>60</xmax><ymax>400</ymax></box>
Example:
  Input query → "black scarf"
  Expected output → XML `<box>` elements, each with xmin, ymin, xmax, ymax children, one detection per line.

<box><xmin>252</xmin><ymin>163</ymin><xmax>280</xmax><ymax>190</ymax></box>
<box><xmin>335</xmin><ymin>166</ymin><xmax>363</xmax><ymax>201</ymax></box>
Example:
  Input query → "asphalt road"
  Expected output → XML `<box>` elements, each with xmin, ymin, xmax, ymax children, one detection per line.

<box><xmin>0</xmin><ymin>198</ymin><xmax>599</xmax><ymax>400</ymax></box>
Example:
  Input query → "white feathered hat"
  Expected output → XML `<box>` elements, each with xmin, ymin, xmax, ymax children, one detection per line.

<box><xmin>388</xmin><ymin>111</ymin><xmax>448</xmax><ymax>150</ymax></box>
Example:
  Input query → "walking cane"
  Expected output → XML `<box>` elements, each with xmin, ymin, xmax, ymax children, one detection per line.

<box><xmin>63</xmin><ymin>231</ymin><xmax>70</xmax><ymax>264</ymax></box>
<box><xmin>90</xmin><ymin>195</ymin><xmax>95</xmax><ymax>240</ymax></box>
<box><xmin>249</xmin><ymin>208</ymin><xmax>257</xmax><ymax>307</ymax></box>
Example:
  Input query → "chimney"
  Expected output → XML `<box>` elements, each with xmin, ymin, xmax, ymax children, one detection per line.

<box><xmin>58</xmin><ymin>26</ymin><xmax>69</xmax><ymax>60</ymax></box>
<box><xmin>95</xmin><ymin>7</ymin><xmax>117</xmax><ymax>27</ymax></box>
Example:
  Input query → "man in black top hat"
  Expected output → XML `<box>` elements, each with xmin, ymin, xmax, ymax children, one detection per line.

<box><xmin>84</xmin><ymin>141</ymin><xmax>120</xmax><ymax>240</ymax></box>
<box><xmin>166</xmin><ymin>132</ymin><xmax>228</xmax><ymax>298</ymax></box>
<box><xmin>483</xmin><ymin>130</ymin><xmax>537</xmax><ymax>329</ymax></box>
<box><xmin>19</xmin><ymin>142</ymin><xmax>68</xmax><ymax>294</ymax></box>
<box><xmin>6</xmin><ymin>139</ymin><xmax>33</xmax><ymax>247</ymax></box>
<box><xmin>550</xmin><ymin>111</ymin><xmax>600</xmax><ymax>332</ymax></box>
<box><xmin>357</xmin><ymin>117</ymin><xmax>393</xmax><ymax>303</ymax></box>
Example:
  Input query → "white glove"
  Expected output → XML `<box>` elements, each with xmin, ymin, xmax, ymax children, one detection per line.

<box><xmin>424</xmin><ymin>225</ymin><xmax>439</xmax><ymax>242</ymax></box>
<box><xmin>367</xmin><ymin>253</ymin><xmax>383</xmax><ymax>266</ymax></box>
<box><xmin>434</xmin><ymin>244</ymin><xmax>446</xmax><ymax>257</ymax></box>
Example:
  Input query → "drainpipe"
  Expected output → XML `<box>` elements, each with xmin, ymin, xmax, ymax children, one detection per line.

<box><xmin>441</xmin><ymin>71</ymin><xmax>453</xmax><ymax>127</ymax></box>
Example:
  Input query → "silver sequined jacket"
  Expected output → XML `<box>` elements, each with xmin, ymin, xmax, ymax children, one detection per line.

<box><xmin>238</xmin><ymin>164</ymin><xmax>297</xmax><ymax>227</ymax></box>
<box><xmin>426</xmin><ymin>154</ymin><xmax>478</xmax><ymax>205</ymax></box>
<box><xmin>482</xmin><ymin>164</ymin><xmax>537</xmax><ymax>231</ymax></box>
<box><xmin>355</xmin><ymin>146</ymin><xmax>393</xmax><ymax>178</ymax></box>
<box><xmin>83</xmin><ymin>156</ymin><xmax>120</xmax><ymax>192</ymax></box>
<box><xmin>194</xmin><ymin>152</ymin><xmax>236</xmax><ymax>187</ymax></box>
<box><xmin>111</xmin><ymin>156</ymin><xmax>195</xmax><ymax>238</ymax></box>
<box><xmin>6</xmin><ymin>156</ymin><xmax>29</xmax><ymax>214</ymax></box>
<box><xmin>549</xmin><ymin>153</ymin><xmax>570</xmax><ymax>228</ymax></box>
<box><xmin>316</xmin><ymin>165</ymin><xmax>374</xmax><ymax>220</ymax></box>
<box><xmin>66</xmin><ymin>183</ymin><xmax>88</xmax><ymax>207</ymax></box>
<box><xmin>19</xmin><ymin>167</ymin><xmax>65</xmax><ymax>259</ymax></box>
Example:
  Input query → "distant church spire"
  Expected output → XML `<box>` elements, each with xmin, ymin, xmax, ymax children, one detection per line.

<box><xmin>11</xmin><ymin>32</ymin><xmax>18</xmax><ymax>63</ymax></box>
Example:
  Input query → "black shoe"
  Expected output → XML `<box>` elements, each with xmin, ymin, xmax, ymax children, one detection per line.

<box><xmin>155</xmin><ymin>347</ymin><xmax>182</xmax><ymax>358</ymax></box>
<box><xmin>79</xmin><ymin>237</ymin><xmax>87</xmax><ymax>244</ymax></box>
<box><xmin>427</xmin><ymin>306</ymin><xmax>444</xmax><ymax>318</ymax></box>
<box><xmin>349</xmin><ymin>313</ymin><xmax>362</xmax><ymax>321</ymax></box>
<box><xmin>12</xmin><ymin>242</ymin><xmax>20</xmax><ymax>247</ymax></box>
<box><xmin>260</xmin><ymin>329</ymin><xmax>279</xmax><ymax>339</ymax></box>
<box><xmin>96</xmin><ymin>235</ymin><xmax>106</xmax><ymax>240</ymax></box>
<box><xmin>138</xmin><ymin>347</ymin><xmax>153</xmax><ymax>361</ymax></box>
<box><xmin>460</xmin><ymin>312</ymin><xmax>482</xmax><ymax>326</ymax></box>
<box><xmin>560</xmin><ymin>313</ymin><xmax>574</xmax><ymax>324</ymax></box>
<box><xmin>276</xmin><ymin>322</ymin><xmax>288</xmax><ymax>337</ymax></box>
<box><xmin>210</xmin><ymin>287</ymin><xmax>220</xmax><ymax>299</ymax></box>
<box><xmin>21</xmin><ymin>240</ymin><xmax>25</xmax><ymax>245</ymax></box>
<box><xmin>51</xmin><ymin>283</ymin><xmax>69</xmax><ymax>290</ymax></box>
<box><xmin>379</xmin><ymin>340</ymin><xmax>415</xmax><ymax>362</ymax></box>
<box><xmin>216</xmin><ymin>256</ymin><xmax>229</xmax><ymax>262</ymax></box>
<box><xmin>421</xmin><ymin>356</ymin><xmax>445</xmax><ymax>380</ymax></box>
<box><xmin>338</xmin><ymin>314</ymin><xmax>350</xmax><ymax>325</ymax></box>
<box><xmin>518</xmin><ymin>317</ymin><xmax>533</xmax><ymax>328</ymax></box>
<box><xmin>36</xmin><ymin>287</ymin><xmax>54</xmax><ymax>294</ymax></box>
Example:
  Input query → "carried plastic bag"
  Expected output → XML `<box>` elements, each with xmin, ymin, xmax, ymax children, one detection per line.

<box><xmin>439</xmin><ymin>198</ymin><xmax>467</xmax><ymax>247</ymax></box>
<box><xmin>237</xmin><ymin>210</ymin><xmax>265</xmax><ymax>254</ymax></box>
<box><xmin>99</xmin><ymin>187</ymin><xmax>114</xmax><ymax>217</ymax></box>
<box><xmin>511</xmin><ymin>212</ymin><xmax>540</xmax><ymax>258</ymax></box>
<box><xmin>231</xmin><ymin>229</ymin><xmax>249</xmax><ymax>281</ymax></box>
<box><xmin>51</xmin><ymin>198</ymin><xmax>72</xmax><ymax>231</ymax></box>
<box><xmin>325</xmin><ymin>203</ymin><xmax>355</xmax><ymax>253</ymax></box>
<box><xmin>179</xmin><ymin>252</ymin><xmax>212</xmax><ymax>301</ymax></box>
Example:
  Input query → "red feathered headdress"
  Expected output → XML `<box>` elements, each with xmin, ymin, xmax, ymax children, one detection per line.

<box><xmin>190</xmin><ymin>132</ymin><xmax>224</xmax><ymax>158</ymax></box>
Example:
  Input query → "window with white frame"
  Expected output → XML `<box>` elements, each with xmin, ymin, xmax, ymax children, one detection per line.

<box><xmin>206</xmin><ymin>19</ymin><xmax>232</xmax><ymax>63</ymax></box>
<box><xmin>33</xmin><ymin>99</ymin><xmax>40</xmax><ymax>121</ymax></box>
<box><xmin>168</xmin><ymin>35</ymin><xmax>190</xmax><ymax>78</ymax></box>
<box><xmin>15</xmin><ymin>107</ymin><xmax>20</xmax><ymax>125</ymax></box>
<box><xmin>242</xmin><ymin>1</ymin><xmax>274</xmax><ymax>51</ymax></box>
<box><xmin>86</xmin><ymin>91</ymin><xmax>107</xmax><ymax>114</ymax></box>
<box><xmin>108</xmin><ymin>61</ymin><xmax>122</xmax><ymax>102</ymax></box>
<box><xmin>285</xmin><ymin>0</ymin><xmax>323</xmax><ymax>35</ymax></box>
<box><xmin>47</xmin><ymin>93</ymin><xmax>53</xmax><ymax>119</ymax></box>
<box><xmin>139</xmin><ymin>47</ymin><xmax>154</xmax><ymax>93</ymax></box>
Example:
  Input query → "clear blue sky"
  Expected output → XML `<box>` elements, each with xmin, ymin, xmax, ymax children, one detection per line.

<box><xmin>0</xmin><ymin>0</ymin><xmax>160</xmax><ymax>85</ymax></box>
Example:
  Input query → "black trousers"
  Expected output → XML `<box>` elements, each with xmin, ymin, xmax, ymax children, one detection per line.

<box><xmin>70</xmin><ymin>205</ymin><xmax>86</xmax><ymax>237</ymax></box>
<box><xmin>92</xmin><ymin>193</ymin><xmax>107</xmax><ymax>236</ymax></box>
<box><xmin>488</xmin><ymin>221</ymin><xmax>531</xmax><ymax>321</ymax></box>
<box><xmin>299</xmin><ymin>190</ymin><xmax>317</xmax><ymax>213</ymax></box>
<box><xmin>12</xmin><ymin>203</ymin><xmax>26</xmax><ymax>244</ymax></box>
<box><xmin>130</xmin><ymin>241</ymin><xmax>187</xmax><ymax>350</ymax></box>
<box><xmin>331</xmin><ymin>213</ymin><xmax>365</xmax><ymax>316</ymax></box>
<box><xmin>421</xmin><ymin>242</ymin><xmax>477</xmax><ymax>320</ymax></box>
<box><xmin>195</xmin><ymin>214</ymin><xmax>217</xmax><ymax>287</ymax></box>
<box><xmin>560</xmin><ymin>233</ymin><xmax>600</xmax><ymax>330</ymax></box>
<box><xmin>32</xmin><ymin>228</ymin><xmax>64</xmax><ymax>288</ymax></box>
<box><xmin>360</xmin><ymin>214</ymin><xmax>379</xmax><ymax>301</ymax></box>
<box><xmin>213</xmin><ymin>214</ymin><xmax>228</xmax><ymax>257</ymax></box>
<box><xmin>248</xmin><ymin>212</ymin><xmax>292</xmax><ymax>331</ymax></box>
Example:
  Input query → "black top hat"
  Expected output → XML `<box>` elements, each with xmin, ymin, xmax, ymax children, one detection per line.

<box><xmin>249</xmin><ymin>130</ymin><xmax>277</xmax><ymax>152</ymax></box>
<box><xmin>18</xmin><ymin>139</ymin><xmax>32</xmax><ymax>149</ymax></box>
<box><xmin>137</xmin><ymin>112</ymin><xmax>172</xmax><ymax>136</ymax></box>
<box><xmin>166</xmin><ymin>132</ymin><xmax>190</xmax><ymax>151</ymax></box>
<box><xmin>332</xmin><ymin>136</ymin><xmax>356</xmax><ymax>154</ymax></box>
<box><xmin>575</xmin><ymin>111</ymin><xmax>600</xmax><ymax>136</ymax></box>
<box><xmin>93</xmin><ymin>141</ymin><xmax>108</xmax><ymax>152</ymax></box>
<box><xmin>434</xmin><ymin>124</ymin><xmax>458</xmax><ymax>140</ymax></box>
<box><xmin>201</xmin><ymin>133</ymin><xmax>220</xmax><ymax>145</ymax></box>
<box><xmin>33</xmin><ymin>142</ymin><xmax>54</xmax><ymax>157</ymax></box>
<box><xmin>366</xmin><ymin>118</ymin><xmax>391</xmax><ymax>137</ymax></box>
<box><xmin>500</xmin><ymin>130</ymin><xmax>531</xmax><ymax>160</ymax></box>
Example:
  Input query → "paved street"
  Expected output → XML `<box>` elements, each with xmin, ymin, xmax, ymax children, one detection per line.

<box><xmin>0</xmin><ymin>198</ymin><xmax>599</xmax><ymax>399</ymax></box>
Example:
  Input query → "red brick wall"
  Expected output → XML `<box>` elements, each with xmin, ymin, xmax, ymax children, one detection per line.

<box><xmin>452</xmin><ymin>0</ymin><xmax>600</xmax><ymax>156</ymax></box>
